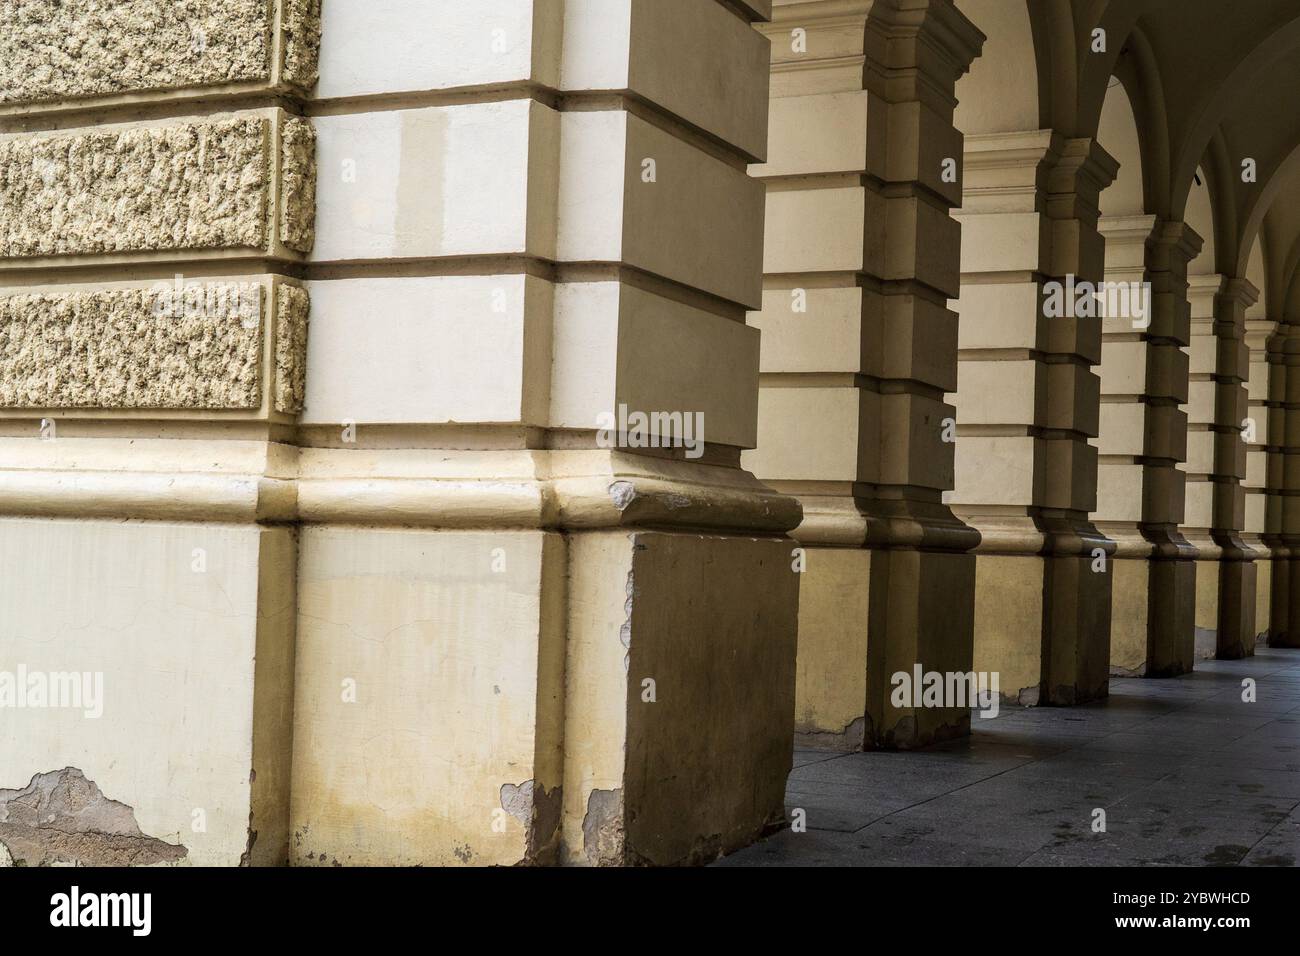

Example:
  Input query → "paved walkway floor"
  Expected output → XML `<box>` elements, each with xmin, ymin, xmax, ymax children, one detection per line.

<box><xmin>719</xmin><ymin>647</ymin><xmax>1300</xmax><ymax>866</ymax></box>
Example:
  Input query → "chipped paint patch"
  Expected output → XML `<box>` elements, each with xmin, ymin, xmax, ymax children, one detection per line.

<box><xmin>608</xmin><ymin>480</ymin><xmax>637</xmax><ymax>511</ymax></box>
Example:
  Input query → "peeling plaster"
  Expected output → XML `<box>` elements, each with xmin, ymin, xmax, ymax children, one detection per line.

<box><xmin>500</xmin><ymin>779</ymin><xmax>562</xmax><ymax>864</ymax></box>
<box><xmin>0</xmin><ymin>768</ymin><xmax>187</xmax><ymax>867</ymax></box>
<box><xmin>608</xmin><ymin>481</ymin><xmax>636</xmax><ymax>511</ymax></box>
<box><xmin>581</xmin><ymin>788</ymin><xmax>624</xmax><ymax>867</ymax></box>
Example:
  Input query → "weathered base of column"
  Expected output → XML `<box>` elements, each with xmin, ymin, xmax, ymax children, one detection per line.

<box><xmin>1251</xmin><ymin>544</ymin><xmax>1272</xmax><ymax>646</ymax></box>
<box><xmin>972</xmin><ymin>552</ymin><xmax>1111</xmax><ymax>707</ymax></box>
<box><xmin>792</xmin><ymin>548</ymin><xmax>872</xmax><ymax>751</ymax></box>
<box><xmin>1109</xmin><ymin>556</ymin><xmax>1196</xmax><ymax>677</ymax></box>
<box><xmin>291</xmin><ymin>527</ymin><xmax>798</xmax><ymax>867</ymax></box>
<box><xmin>791</xmin><ymin>547</ymin><xmax>975</xmax><ymax>752</ymax></box>
<box><xmin>562</xmin><ymin>531</ymin><xmax>798</xmax><ymax>867</ymax></box>
<box><xmin>1214</xmin><ymin>557</ymin><xmax>1258</xmax><ymax>660</ymax></box>
<box><xmin>865</xmin><ymin>549</ymin><xmax>976</xmax><ymax>750</ymax></box>
<box><xmin>1193</xmin><ymin>557</ymin><xmax>1221</xmax><ymax>660</ymax></box>
<box><xmin>0</xmin><ymin>517</ymin><xmax>295</xmax><ymax>867</ymax></box>
<box><xmin>1277</xmin><ymin>555</ymin><xmax>1300</xmax><ymax>647</ymax></box>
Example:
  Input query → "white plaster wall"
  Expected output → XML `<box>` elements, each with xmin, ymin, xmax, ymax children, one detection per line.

<box><xmin>0</xmin><ymin>518</ymin><xmax>274</xmax><ymax>866</ymax></box>
<box><xmin>301</xmin><ymin>274</ymin><xmax>551</xmax><ymax>425</ymax></box>
<box><xmin>312</xmin><ymin>101</ymin><xmax>551</xmax><ymax>261</ymax></box>
<box><xmin>316</xmin><ymin>0</ymin><xmax>548</xmax><ymax>98</ymax></box>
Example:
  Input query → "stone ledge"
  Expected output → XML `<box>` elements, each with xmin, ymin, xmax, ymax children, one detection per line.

<box><xmin>0</xmin><ymin>449</ymin><xmax>800</xmax><ymax>532</ymax></box>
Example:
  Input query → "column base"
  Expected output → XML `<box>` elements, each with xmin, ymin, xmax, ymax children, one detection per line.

<box><xmin>790</xmin><ymin>546</ymin><xmax>975</xmax><ymax>752</ymax></box>
<box><xmin>1189</xmin><ymin>534</ymin><xmax>1259</xmax><ymax>659</ymax></box>
<box><xmin>1193</xmin><ymin>554</ymin><xmax>1220</xmax><ymax>660</ymax></box>
<box><xmin>289</xmin><ymin>526</ymin><xmax>799</xmax><ymax>867</ymax></box>
<box><xmin>1278</xmin><ymin>554</ymin><xmax>1300</xmax><ymax>647</ymax></box>
<box><xmin>1249</xmin><ymin>540</ymin><xmax>1272</xmax><ymax>645</ymax></box>
<box><xmin>1110</xmin><ymin>555</ymin><xmax>1196</xmax><ymax>677</ymax></box>
<box><xmin>1217</xmin><ymin>557</ymin><xmax>1258</xmax><ymax>659</ymax></box>
<box><xmin>0</xmin><ymin>517</ymin><xmax>294</xmax><ymax>867</ymax></box>
<box><xmin>971</xmin><ymin>550</ymin><xmax>1112</xmax><ymax>707</ymax></box>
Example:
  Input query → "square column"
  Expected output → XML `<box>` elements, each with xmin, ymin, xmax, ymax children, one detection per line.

<box><xmin>1186</xmin><ymin>275</ymin><xmax>1259</xmax><ymax>659</ymax></box>
<box><xmin>1274</xmin><ymin>325</ymin><xmax>1300</xmax><ymax>647</ymax></box>
<box><xmin>1095</xmin><ymin>218</ymin><xmax>1199</xmax><ymax>677</ymax></box>
<box><xmin>746</xmin><ymin>0</ymin><xmax>984</xmax><ymax>750</ymax></box>
<box><xmin>952</xmin><ymin>131</ymin><xmax>1118</xmax><ymax>706</ymax></box>
<box><xmin>1245</xmin><ymin>318</ymin><xmax>1281</xmax><ymax>644</ymax></box>
<box><xmin>0</xmin><ymin>0</ymin><xmax>319</xmax><ymax>867</ymax></box>
<box><xmin>0</xmin><ymin>0</ymin><xmax>802</xmax><ymax>867</ymax></box>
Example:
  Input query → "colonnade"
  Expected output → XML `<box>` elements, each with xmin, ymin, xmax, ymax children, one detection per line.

<box><xmin>4</xmin><ymin>0</ymin><xmax>1300</xmax><ymax>867</ymax></box>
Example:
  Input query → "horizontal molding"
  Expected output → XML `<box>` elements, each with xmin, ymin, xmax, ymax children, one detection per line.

<box><xmin>0</xmin><ymin>449</ymin><xmax>801</xmax><ymax>534</ymax></box>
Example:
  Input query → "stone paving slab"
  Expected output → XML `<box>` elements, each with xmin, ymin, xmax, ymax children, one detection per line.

<box><xmin>719</xmin><ymin>647</ymin><xmax>1300</xmax><ymax>867</ymax></box>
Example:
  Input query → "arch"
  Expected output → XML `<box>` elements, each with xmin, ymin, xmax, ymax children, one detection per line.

<box><xmin>953</xmin><ymin>0</ymin><xmax>1041</xmax><ymax>134</ymax></box>
<box><xmin>1246</xmin><ymin>235</ymin><xmax>1268</xmax><ymax>321</ymax></box>
<box><xmin>1184</xmin><ymin>164</ymin><xmax>1218</xmax><ymax>277</ymax></box>
<box><xmin>1238</xmin><ymin>142</ymin><xmax>1300</xmax><ymax>281</ymax></box>
<box><xmin>1283</xmin><ymin>237</ymin><xmax>1300</xmax><ymax>319</ymax></box>
<box><xmin>1170</xmin><ymin>12</ymin><xmax>1300</xmax><ymax>217</ymax></box>
<box><xmin>1026</xmin><ymin>0</ymin><xmax>1079</xmax><ymax>134</ymax></box>
<box><xmin>1108</xmin><ymin>23</ymin><xmax>1172</xmax><ymax>217</ymax></box>
<box><xmin>1097</xmin><ymin>79</ymin><xmax>1144</xmax><ymax>217</ymax></box>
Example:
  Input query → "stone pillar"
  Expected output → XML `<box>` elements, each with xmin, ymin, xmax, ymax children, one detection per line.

<box><xmin>1275</xmin><ymin>325</ymin><xmax>1300</xmax><ymax>648</ymax></box>
<box><xmin>0</xmin><ymin>0</ymin><xmax>801</xmax><ymax>867</ymax></box>
<box><xmin>746</xmin><ymin>0</ymin><xmax>983</xmax><ymax>750</ymax></box>
<box><xmin>0</xmin><ymin>0</ymin><xmax>319</xmax><ymax>868</ymax></box>
<box><xmin>1094</xmin><ymin>217</ymin><xmax>1198</xmax><ymax>677</ymax></box>
<box><xmin>1186</xmin><ymin>275</ymin><xmax>1258</xmax><ymax>659</ymax></box>
<box><xmin>1245</xmin><ymin>318</ymin><xmax>1280</xmax><ymax>645</ymax></box>
<box><xmin>951</xmin><ymin>132</ymin><xmax>1118</xmax><ymax>706</ymax></box>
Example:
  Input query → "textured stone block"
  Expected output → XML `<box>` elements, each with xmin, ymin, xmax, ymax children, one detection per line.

<box><xmin>0</xmin><ymin>0</ymin><xmax>321</xmax><ymax>108</ymax></box>
<box><xmin>0</xmin><ymin>113</ymin><xmax>315</xmax><ymax>260</ymax></box>
<box><xmin>280</xmin><ymin>117</ymin><xmax>319</xmax><ymax>254</ymax></box>
<box><xmin>275</xmin><ymin>284</ymin><xmax>311</xmax><ymax>414</ymax></box>
<box><xmin>0</xmin><ymin>278</ymin><xmax>307</xmax><ymax>413</ymax></box>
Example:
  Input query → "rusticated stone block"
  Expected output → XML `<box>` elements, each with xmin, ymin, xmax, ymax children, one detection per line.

<box><xmin>0</xmin><ymin>113</ymin><xmax>316</xmax><ymax>260</ymax></box>
<box><xmin>0</xmin><ymin>279</ymin><xmax>309</xmax><ymax>413</ymax></box>
<box><xmin>280</xmin><ymin>117</ymin><xmax>318</xmax><ymax>255</ymax></box>
<box><xmin>0</xmin><ymin>0</ymin><xmax>321</xmax><ymax>107</ymax></box>
<box><xmin>275</xmin><ymin>284</ymin><xmax>310</xmax><ymax>414</ymax></box>
<box><xmin>283</xmin><ymin>0</ymin><xmax>324</xmax><ymax>90</ymax></box>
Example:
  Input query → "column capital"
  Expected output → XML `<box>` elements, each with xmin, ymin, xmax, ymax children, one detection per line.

<box><xmin>1245</xmin><ymin>318</ymin><xmax>1280</xmax><ymax>352</ymax></box>
<box><xmin>1099</xmin><ymin>213</ymin><xmax>1160</xmax><ymax>244</ymax></box>
<box><xmin>1045</xmin><ymin>137</ymin><xmax>1119</xmax><ymax>218</ymax></box>
<box><xmin>1218</xmin><ymin>276</ymin><xmax>1261</xmax><ymax>312</ymax></box>
<box><xmin>1188</xmin><ymin>272</ymin><xmax>1225</xmax><ymax>322</ymax></box>
<box><xmin>765</xmin><ymin>0</ymin><xmax>983</xmax><ymax>104</ymax></box>
<box><xmin>959</xmin><ymin>129</ymin><xmax>1059</xmax><ymax>213</ymax></box>
<box><xmin>1148</xmin><ymin>219</ymin><xmax>1205</xmax><ymax>270</ymax></box>
<box><xmin>1280</xmin><ymin>322</ymin><xmax>1300</xmax><ymax>361</ymax></box>
<box><xmin>1099</xmin><ymin>213</ymin><xmax>1158</xmax><ymax>274</ymax></box>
